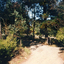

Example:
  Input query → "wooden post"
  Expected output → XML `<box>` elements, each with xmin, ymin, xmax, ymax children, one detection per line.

<box><xmin>0</xmin><ymin>20</ymin><xmax>2</xmax><ymax>39</ymax></box>
<box><xmin>20</xmin><ymin>38</ymin><xmax>22</xmax><ymax>47</ymax></box>
<box><xmin>49</xmin><ymin>37</ymin><xmax>51</xmax><ymax>45</ymax></box>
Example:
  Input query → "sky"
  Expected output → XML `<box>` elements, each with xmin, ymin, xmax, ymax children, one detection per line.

<box><xmin>25</xmin><ymin>3</ymin><xmax>44</xmax><ymax>20</ymax></box>
<box><xmin>0</xmin><ymin>0</ymin><xmax>63</xmax><ymax>20</ymax></box>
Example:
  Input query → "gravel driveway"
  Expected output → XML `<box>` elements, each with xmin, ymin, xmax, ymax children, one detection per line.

<box><xmin>21</xmin><ymin>45</ymin><xmax>64</xmax><ymax>64</ymax></box>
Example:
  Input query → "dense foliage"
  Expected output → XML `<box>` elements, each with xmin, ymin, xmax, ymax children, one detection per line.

<box><xmin>40</xmin><ymin>2</ymin><xmax>64</xmax><ymax>45</ymax></box>
<box><xmin>56</xmin><ymin>27</ymin><xmax>64</xmax><ymax>41</ymax></box>
<box><xmin>0</xmin><ymin>1</ymin><xmax>64</xmax><ymax>64</ymax></box>
<box><xmin>1</xmin><ymin>2</ymin><xmax>29</xmax><ymax>36</ymax></box>
<box><xmin>0</xmin><ymin>1</ymin><xmax>30</xmax><ymax>64</ymax></box>
<box><xmin>0</xmin><ymin>34</ymin><xmax>17</xmax><ymax>64</ymax></box>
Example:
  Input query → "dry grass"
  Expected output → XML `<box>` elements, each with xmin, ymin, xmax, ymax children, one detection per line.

<box><xmin>9</xmin><ymin>55</ymin><xmax>24</xmax><ymax>64</ymax></box>
<box><xmin>60</xmin><ymin>52</ymin><xmax>64</xmax><ymax>61</ymax></box>
<box><xmin>49</xmin><ymin>44</ymin><xmax>57</xmax><ymax>47</ymax></box>
<box><xmin>59</xmin><ymin>49</ymin><xmax>64</xmax><ymax>61</ymax></box>
<box><xmin>8</xmin><ymin>47</ymin><xmax>31</xmax><ymax>64</ymax></box>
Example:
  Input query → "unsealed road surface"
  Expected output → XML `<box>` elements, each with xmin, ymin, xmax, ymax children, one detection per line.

<box><xmin>21</xmin><ymin>45</ymin><xmax>64</xmax><ymax>64</ymax></box>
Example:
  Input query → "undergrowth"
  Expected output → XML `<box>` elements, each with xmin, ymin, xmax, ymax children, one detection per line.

<box><xmin>0</xmin><ymin>34</ymin><xmax>30</xmax><ymax>64</ymax></box>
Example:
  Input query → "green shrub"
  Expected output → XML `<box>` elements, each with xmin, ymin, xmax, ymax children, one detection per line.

<box><xmin>56</xmin><ymin>27</ymin><xmax>64</xmax><ymax>41</ymax></box>
<box><xmin>0</xmin><ymin>34</ymin><xmax>31</xmax><ymax>64</ymax></box>
<box><xmin>56</xmin><ymin>27</ymin><xmax>64</xmax><ymax>46</ymax></box>
<box><xmin>0</xmin><ymin>34</ymin><xmax>18</xmax><ymax>64</ymax></box>
<box><xmin>24</xmin><ymin>47</ymin><xmax>30</xmax><ymax>54</ymax></box>
<box><xmin>0</xmin><ymin>34</ymin><xmax>17</xmax><ymax>59</ymax></box>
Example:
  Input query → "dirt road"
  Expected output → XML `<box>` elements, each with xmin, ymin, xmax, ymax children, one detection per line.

<box><xmin>21</xmin><ymin>45</ymin><xmax>64</xmax><ymax>64</ymax></box>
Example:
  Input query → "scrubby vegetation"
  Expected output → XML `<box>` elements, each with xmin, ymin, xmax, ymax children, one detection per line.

<box><xmin>0</xmin><ymin>0</ymin><xmax>64</xmax><ymax>64</ymax></box>
<box><xmin>0</xmin><ymin>1</ymin><xmax>30</xmax><ymax>64</ymax></box>
<box><xmin>0</xmin><ymin>34</ymin><xmax>31</xmax><ymax>64</ymax></box>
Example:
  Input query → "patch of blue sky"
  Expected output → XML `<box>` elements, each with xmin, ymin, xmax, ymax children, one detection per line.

<box><xmin>11</xmin><ymin>0</ymin><xmax>16</xmax><ymax>2</ymax></box>
<box><xmin>26</xmin><ymin>3</ymin><xmax>44</xmax><ymax>20</ymax></box>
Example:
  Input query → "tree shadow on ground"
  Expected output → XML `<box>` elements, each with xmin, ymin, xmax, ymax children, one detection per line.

<box><xmin>50</xmin><ymin>38</ymin><xmax>64</xmax><ymax>47</ymax></box>
<box><xmin>21</xmin><ymin>35</ymin><xmax>46</xmax><ymax>47</ymax></box>
<box><xmin>50</xmin><ymin>38</ymin><xmax>64</xmax><ymax>53</ymax></box>
<box><xmin>56</xmin><ymin>41</ymin><xmax>64</xmax><ymax>47</ymax></box>
<box><xmin>59</xmin><ymin>47</ymin><xmax>64</xmax><ymax>53</ymax></box>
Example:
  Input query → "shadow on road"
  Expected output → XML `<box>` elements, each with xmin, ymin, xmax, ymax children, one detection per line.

<box><xmin>20</xmin><ymin>35</ymin><xmax>46</xmax><ymax>47</ymax></box>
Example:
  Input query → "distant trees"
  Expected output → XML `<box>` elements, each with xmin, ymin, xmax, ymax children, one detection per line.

<box><xmin>5</xmin><ymin>2</ymin><xmax>28</xmax><ymax>36</ymax></box>
<box><xmin>55</xmin><ymin>3</ymin><xmax>64</xmax><ymax>44</ymax></box>
<box><xmin>0</xmin><ymin>0</ymin><xmax>30</xmax><ymax>38</ymax></box>
<box><xmin>40</xmin><ymin>18</ymin><xmax>58</xmax><ymax>44</ymax></box>
<box><xmin>0</xmin><ymin>0</ymin><xmax>64</xmax><ymax>45</ymax></box>
<box><xmin>40</xmin><ymin>2</ymin><xmax>64</xmax><ymax>45</ymax></box>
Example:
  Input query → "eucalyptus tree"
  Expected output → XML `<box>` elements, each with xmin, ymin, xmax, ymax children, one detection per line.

<box><xmin>4</xmin><ymin>1</ymin><xmax>28</xmax><ymax>35</ymax></box>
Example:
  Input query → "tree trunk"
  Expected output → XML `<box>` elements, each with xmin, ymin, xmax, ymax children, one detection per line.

<box><xmin>33</xmin><ymin>21</ymin><xmax>35</xmax><ymax>40</ymax></box>
<box><xmin>0</xmin><ymin>20</ymin><xmax>2</xmax><ymax>39</ymax></box>
<box><xmin>45</xmin><ymin>36</ymin><xmax>48</xmax><ymax>44</ymax></box>
<box><xmin>50</xmin><ymin>38</ymin><xmax>52</xmax><ymax>45</ymax></box>
<box><xmin>45</xmin><ymin>24</ymin><xmax>48</xmax><ymax>44</ymax></box>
